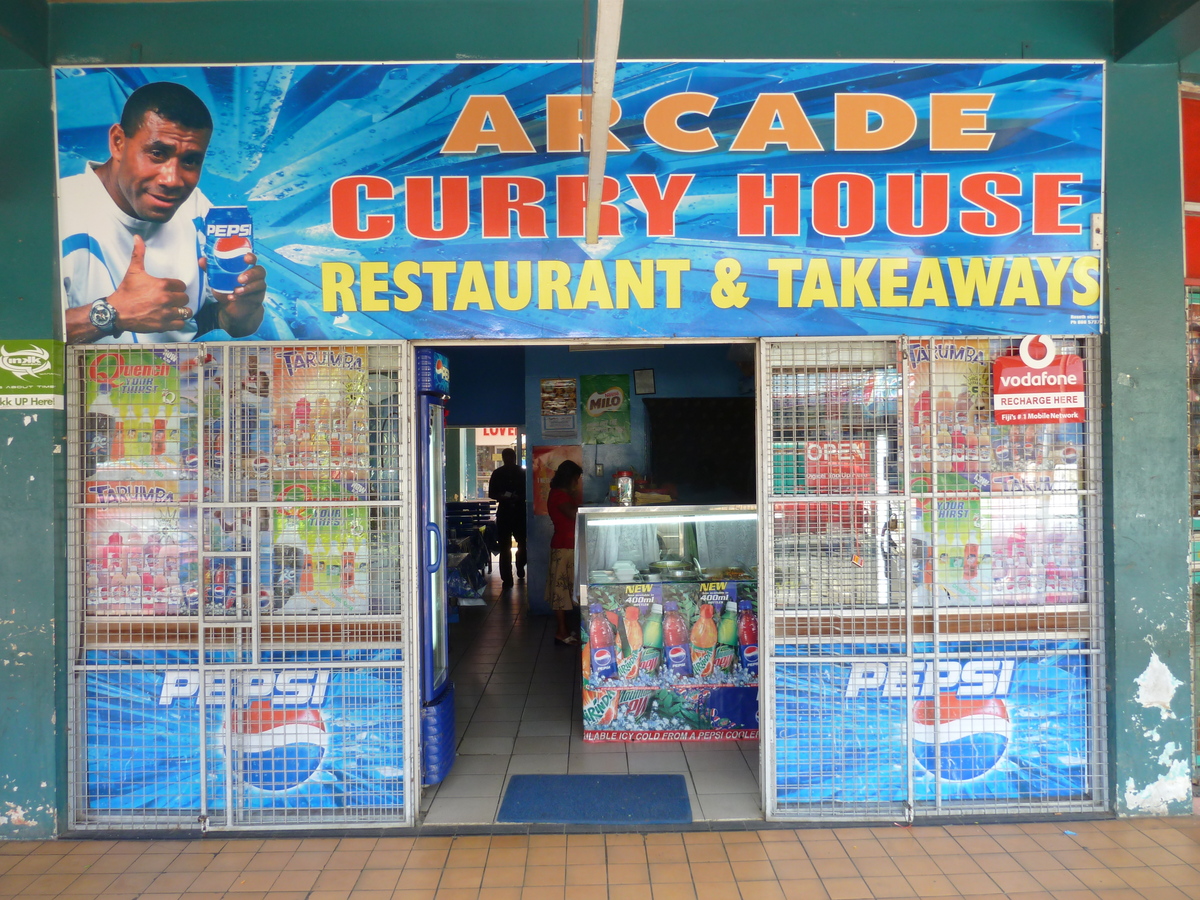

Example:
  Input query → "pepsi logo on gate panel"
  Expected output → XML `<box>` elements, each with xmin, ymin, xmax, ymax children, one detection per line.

<box><xmin>911</xmin><ymin>695</ymin><xmax>1011</xmax><ymax>782</ymax></box>
<box><xmin>229</xmin><ymin>700</ymin><xmax>329</xmax><ymax>792</ymax></box>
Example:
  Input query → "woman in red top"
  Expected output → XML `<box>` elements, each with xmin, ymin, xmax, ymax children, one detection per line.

<box><xmin>546</xmin><ymin>459</ymin><xmax>583</xmax><ymax>644</ymax></box>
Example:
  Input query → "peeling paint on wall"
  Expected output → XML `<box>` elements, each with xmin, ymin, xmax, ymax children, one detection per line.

<box><xmin>1124</xmin><ymin>759</ymin><xmax>1192</xmax><ymax>814</ymax></box>
<box><xmin>1134</xmin><ymin>652</ymin><xmax>1182</xmax><ymax>719</ymax></box>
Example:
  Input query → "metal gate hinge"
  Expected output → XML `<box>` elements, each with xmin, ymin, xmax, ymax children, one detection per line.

<box><xmin>1090</xmin><ymin>213</ymin><xmax>1103</xmax><ymax>251</ymax></box>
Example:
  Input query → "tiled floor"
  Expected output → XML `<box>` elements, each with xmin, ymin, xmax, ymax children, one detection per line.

<box><xmin>420</xmin><ymin>574</ymin><xmax>762</xmax><ymax>826</ymax></box>
<box><xmin>7</xmin><ymin>816</ymin><xmax>1200</xmax><ymax>899</ymax></box>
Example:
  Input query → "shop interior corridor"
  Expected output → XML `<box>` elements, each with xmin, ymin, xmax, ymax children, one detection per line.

<box><xmin>418</xmin><ymin>571</ymin><xmax>762</xmax><ymax>827</ymax></box>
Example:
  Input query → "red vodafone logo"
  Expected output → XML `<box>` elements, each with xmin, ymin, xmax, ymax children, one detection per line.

<box><xmin>992</xmin><ymin>335</ymin><xmax>1085</xmax><ymax>424</ymax></box>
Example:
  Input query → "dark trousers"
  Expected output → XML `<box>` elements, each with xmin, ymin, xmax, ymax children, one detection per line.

<box><xmin>496</xmin><ymin>514</ymin><xmax>526</xmax><ymax>582</ymax></box>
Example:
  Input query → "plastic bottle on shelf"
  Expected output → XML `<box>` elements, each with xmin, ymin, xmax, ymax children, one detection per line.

<box><xmin>714</xmin><ymin>600</ymin><xmax>739</xmax><ymax>673</ymax></box>
<box><xmin>689</xmin><ymin>604</ymin><xmax>718</xmax><ymax>677</ymax></box>
<box><xmin>587</xmin><ymin>604</ymin><xmax>618</xmax><ymax>681</ymax></box>
<box><xmin>736</xmin><ymin>600</ymin><xmax>759</xmax><ymax>676</ymax></box>
<box><xmin>662</xmin><ymin>601</ymin><xmax>692</xmax><ymax>676</ymax></box>
<box><xmin>621</xmin><ymin>607</ymin><xmax>643</xmax><ymax>680</ymax></box>
<box><xmin>638</xmin><ymin>602</ymin><xmax>664</xmax><ymax>675</ymax></box>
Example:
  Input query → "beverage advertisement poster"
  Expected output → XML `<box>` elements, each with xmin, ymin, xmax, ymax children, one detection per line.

<box><xmin>773</xmin><ymin>640</ymin><xmax>1090</xmax><ymax>804</ymax></box>
<box><xmin>268</xmin><ymin>346</ymin><xmax>370</xmax><ymax>503</ymax></box>
<box><xmin>84</xmin><ymin>651</ymin><xmax>405</xmax><ymax>810</ymax></box>
<box><xmin>83</xmin><ymin>504</ymin><xmax>198</xmax><ymax>616</ymax></box>
<box><xmin>269</xmin><ymin>506</ymin><xmax>370</xmax><ymax>614</ymax></box>
<box><xmin>81</xmin><ymin>348</ymin><xmax>197</xmax><ymax>486</ymax></box>
<box><xmin>532</xmin><ymin>445</ymin><xmax>584</xmax><ymax>516</ymax></box>
<box><xmin>580</xmin><ymin>374</ymin><xmax>632</xmax><ymax>445</ymax></box>
<box><xmin>905</xmin><ymin>339</ymin><xmax>1086</xmax><ymax>607</ymax></box>
<box><xmin>55</xmin><ymin>62</ymin><xmax>1102</xmax><ymax>345</ymax></box>
<box><xmin>581</xmin><ymin>581</ymin><xmax>758</xmax><ymax>741</ymax></box>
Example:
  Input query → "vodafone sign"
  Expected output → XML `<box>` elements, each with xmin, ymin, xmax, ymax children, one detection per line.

<box><xmin>992</xmin><ymin>336</ymin><xmax>1085</xmax><ymax>425</ymax></box>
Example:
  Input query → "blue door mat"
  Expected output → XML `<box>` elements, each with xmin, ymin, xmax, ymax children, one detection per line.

<box><xmin>497</xmin><ymin>774</ymin><xmax>692</xmax><ymax>824</ymax></box>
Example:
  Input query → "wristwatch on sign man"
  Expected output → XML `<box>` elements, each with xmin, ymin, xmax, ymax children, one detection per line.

<box><xmin>89</xmin><ymin>298</ymin><xmax>123</xmax><ymax>338</ymax></box>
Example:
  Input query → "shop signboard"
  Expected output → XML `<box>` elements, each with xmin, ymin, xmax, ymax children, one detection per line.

<box><xmin>55</xmin><ymin>62</ymin><xmax>1102</xmax><ymax>344</ymax></box>
<box><xmin>0</xmin><ymin>341</ymin><xmax>63</xmax><ymax>410</ymax></box>
<box><xmin>993</xmin><ymin>335</ymin><xmax>1086</xmax><ymax>425</ymax></box>
<box><xmin>774</xmin><ymin>640</ymin><xmax>1090</xmax><ymax>804</ymax></box>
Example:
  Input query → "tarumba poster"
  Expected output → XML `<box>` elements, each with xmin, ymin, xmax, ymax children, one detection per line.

<box><xmin>56</xmin><ymin>62</ymin><xmax>1102</xmax><ymax>345</ymax></box>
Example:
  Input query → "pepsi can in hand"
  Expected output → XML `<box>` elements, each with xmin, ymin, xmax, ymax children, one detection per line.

<box><xmin>204</xmin><ymin>206</ymin><xmax>253</xmax><ymax>293</ymax></box>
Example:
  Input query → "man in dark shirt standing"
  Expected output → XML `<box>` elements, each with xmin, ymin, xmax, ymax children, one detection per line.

<box><xmin>488</xmin><ymin>447</ymin><xmax>527</xmax><ymax>589</ymax></box>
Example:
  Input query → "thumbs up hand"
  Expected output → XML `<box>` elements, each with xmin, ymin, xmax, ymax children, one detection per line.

<box><xmin>109</xmin><ymin>235</ymin><xmax>193</xmax><ymax>332</ymax></box>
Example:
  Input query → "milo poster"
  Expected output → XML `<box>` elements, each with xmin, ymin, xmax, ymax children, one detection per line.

<box><xmin>580</xmin><ymin>374</ymin><xmax>631</xmax><ymax>445</ymax></box>
<box><xmin>581</xmin><ymin>580</ymin><xmax>759</xmax><ymax>742</ymax></box>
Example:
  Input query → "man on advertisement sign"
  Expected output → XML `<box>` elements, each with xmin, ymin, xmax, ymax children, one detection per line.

<box><xmin>60</xmin><ymin>81</ymin><xmax>268</xmax><ymax>344</ymax></box>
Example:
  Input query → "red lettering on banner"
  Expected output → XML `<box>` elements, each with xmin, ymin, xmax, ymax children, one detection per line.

<box><xmin>627</xmin><ymin>174</ymin><xmax>695</xmax><ymax>237</ymax></box>
<box><xmin>555</xmin><ymin>175</ymin><xmax>622</xmax><ymax>239</ymax></box>
<box><xmin>1032</xmin><ymin>173</ymin><xmax>1084</xmax><ymax>235</ymax></box>
<box><xmin>481</xmin><ymin>177</ymin><xmax>548</xmax><ymax>239</ymax></box>
<box><xmin>330</xmin><ymin>176</ymin><xmax>395</xmax><ymax>240</ymax></box>
<box><xmin>886</xmin><ymin>173</ymin><xmax>950</xmax><ymax>237</ymax></box>
<box><xmin>404</xmin><ymin>176</ymin><xmax>470</xmax><ymax>240</ymax></box>
<box><xmin>959</xmin><ymin>172</ymin><xmax>1023</xmax><ymax>236</ymax></box>
<box><xmin>737</xmin><ymin>173</ymin><xmax>801</xmax><ymax>236</ymax></box>
<box><xmin>811</xmin><ymin>173</ymin><xmax>875</xmax><ymax>237</ymax></box>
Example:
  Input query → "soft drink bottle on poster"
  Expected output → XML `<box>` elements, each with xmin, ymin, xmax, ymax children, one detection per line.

<box><xmin>714</xmin><ymin>601</ymin><xmax>738</xmax><ymax>673</ymax></box>
<box><xmin>737</xmin><ymin>600</ymin><xmax>759</xmax><ymax>676</ymax></box>
<box><xmin>955</xmin><ymin>390</ymin><xmax>972</xmax><ymax>424</ymax></box>
<box><xmin>111</xmin><ymin>421</ymin><xmax>126</xmax><ymax>460</ymax></box>
<box><xmin>581</xmin><ymin>620</ymin><xmax>592</xmax><ymax>682</ymax></box>
<box><xmin>690</xmin><ymin>604</ymin><xmax>718</xmax><ymax>677</ymax></box>
<box><xmin>912</xmin><ymin>389</ymin><xmax>931</xmax><ymax>426</ymax></box>
<box><xmin>662</xmin><ymin>601</ymin><xmax>692</xmax><ymax>677</ymax></box>
<box><xmin>935</xmin><ymin>390</ymin><xmax>954</xmax><ymax>425</ymax></box>
<box><xmin>639</xmin><ymin>602</ymin><xmax>664</xmax><ymax>675</ymax></box>
<box><xmin>619</xmin><ymin>607</ymin><xmax>643</xmax><ymax>680</ymax></box>
<box><xmin>587</xmin><ymin>604</ymin><xmax>618</xmax><ymax>681</ymax></box>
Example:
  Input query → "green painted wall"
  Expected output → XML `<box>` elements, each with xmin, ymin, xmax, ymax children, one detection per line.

<box><xmin>1103</xmin><ymin>64</ymin><xmax>1194</xmax><ymax>816</ymax></box>
<box><xmin>0</xmin><ymin>0</ymin><xmax>1189</xmax><ymax>831</ymax></box>
<box><xmin>0</xmin><ymin>64</ymin><xmax>65</xmax><ymax>838</ymax></box>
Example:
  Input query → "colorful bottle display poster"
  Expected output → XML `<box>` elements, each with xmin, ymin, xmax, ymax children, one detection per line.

<box><xmin>773</xmin><ymin>640</ymin><xmax>1090</xmax><ymax>805</ymax></box>
<box><xmin>83</xmin><ymin>505</ymin><xmax>199</xmax><ymax>616</ymax></box>
<box><xmin>266</xmin><ymin>346</ymin><xmax>370</xmax><ymax>503</ymax></box>
<box><xmin>269</xmin><ymin>506</ymin><xmax>370</xmax><ymax>614</ymax></box>
<box><xmin>581</xmin><ymin>581</ymin><xmax>759</xmax><ymax>741</ymax></box>
<box><xmin>906</xmin><ymin>339</ymin><xmax>1086</xmax><ymax>607</ymax></box>
<box><xmin>82</xmin><ymin>347</ymin><xmax>198</xmax><ymax>496</ymax></box>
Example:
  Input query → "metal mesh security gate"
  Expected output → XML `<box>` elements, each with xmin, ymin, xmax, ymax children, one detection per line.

<box><xmin>67</xmin><ymin>343</ymin><xmax>417</xmax><ymax>830</ymax></box>
<box><xmin>761</xmin><ymin>337</ymin><xmax>1106</xmax><ymax>821</ymax></box>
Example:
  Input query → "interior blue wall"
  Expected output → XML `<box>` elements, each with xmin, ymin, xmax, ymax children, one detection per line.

<box><xmin>521</xmin><ymin>343</ymin><xmax>749</xmax><ymax>614</ymax></box>
<box><xmin>437</xmin><ymin>346</ymin><xmax>526</xmax><ymax>429</ymax></box>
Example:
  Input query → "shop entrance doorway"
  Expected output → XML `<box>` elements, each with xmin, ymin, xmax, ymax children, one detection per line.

<box><xmin>415</xmin><ymin>341</ymin><xmax>765</xmax><ymax>826</ymax></box>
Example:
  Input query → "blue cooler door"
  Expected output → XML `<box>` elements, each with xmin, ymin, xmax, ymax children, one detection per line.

<box><xmin>418</xmin><ymin>393</ymin><xmax>450</xmax><ymax>703</ymax></box>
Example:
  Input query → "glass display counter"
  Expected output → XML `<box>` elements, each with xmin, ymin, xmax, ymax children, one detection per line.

<box><xmin>574</xmin><ymin>504</ymin><xmax>759</xmax><ymax>742</ymax></box>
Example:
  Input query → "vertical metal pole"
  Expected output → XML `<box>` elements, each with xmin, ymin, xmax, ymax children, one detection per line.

<box><xmin>583</xmin><ymin>0</ymin><xmax>624</xmax><ymax>245</ymax></box>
